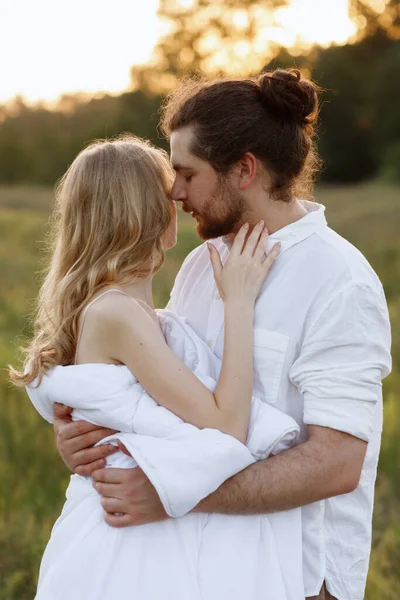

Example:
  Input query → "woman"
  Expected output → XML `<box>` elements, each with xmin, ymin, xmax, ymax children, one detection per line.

<box><xmin>10</xmin><ymin>135</ymin><xmax>303</xmax><ymax>599</ymax></box>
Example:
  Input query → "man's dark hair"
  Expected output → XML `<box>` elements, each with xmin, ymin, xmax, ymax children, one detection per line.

<box><xmin>161</xmin><ymin>69</ymin><xmax>322</xmax><ymax>202</ymax></box>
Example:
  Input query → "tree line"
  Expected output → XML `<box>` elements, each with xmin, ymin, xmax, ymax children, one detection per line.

<box><xmin>0</xmin><ymin>0</ymin><xmax>399</xmax><ymax>186</ymax></box>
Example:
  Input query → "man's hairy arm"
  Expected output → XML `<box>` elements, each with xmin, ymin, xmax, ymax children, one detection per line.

<box><xmin>195</xmin><ymin>425</ymin><xmax>367</xmax><ymax>514</ymax></box>
<box><xmin>90</xmin><ymin>423</ymin><xmax>368</xmax><ymax>527</ymax></box>
<box><xmin>56</xmin><ymin>401</ymin><xmax>367</xmax><ymax>526</ymax></box>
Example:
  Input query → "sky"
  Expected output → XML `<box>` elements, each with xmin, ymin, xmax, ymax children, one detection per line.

<box><xmin>0</xmin><ymin>0</ymin><xmax>356</xmax><ymax>104</ymax></box>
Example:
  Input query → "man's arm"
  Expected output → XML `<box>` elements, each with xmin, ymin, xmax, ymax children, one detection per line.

<box><xmin>90</xmin><ymin>423</ymin><xmax>367</xmax><ymax>527</ymax></box>
<box><xmin>195</xmin><ymin>425</ymin><xmax>367</xmax><ymax>514</ymax></box>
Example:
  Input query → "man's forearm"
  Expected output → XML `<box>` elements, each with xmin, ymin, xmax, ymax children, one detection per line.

<box><xmin>195</xmin><ymin>427</ymin><xmax>367</xmax><ymax>514</ymax></box>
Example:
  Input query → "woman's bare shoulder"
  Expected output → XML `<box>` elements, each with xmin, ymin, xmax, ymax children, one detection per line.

<box><xmin>76</xmin><ymin>290</ymin><xmax>163</xmax><ymax>365</ymax></box>
<box><xmin>85</xmin><ymin>290</ymin><xmax>160</xmax><ymax>335</ymax></box>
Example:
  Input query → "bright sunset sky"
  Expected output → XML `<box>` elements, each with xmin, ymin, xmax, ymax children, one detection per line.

<box><xmin>0</xmin><ymin>0</ymin><xmax>356</xmax><ymax>104</ymax></box>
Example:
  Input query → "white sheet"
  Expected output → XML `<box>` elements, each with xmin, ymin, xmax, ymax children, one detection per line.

<box><xmin>27</xmin><ymin>309</ymin><xmax>304</xmax><ymax>600</ymax></box>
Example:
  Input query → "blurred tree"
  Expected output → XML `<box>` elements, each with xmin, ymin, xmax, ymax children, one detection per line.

<box><xmin>370</xmin><ymin>40</ymin><xmax>400</xmax><ymax>180</ymax></box>
<box><xmin>267</xmin><ymin>27</ymin><xmax>400</xmax><ymax>183</ymax></box>
<box><xmin>349</xmin><ymin>0</ymin><xmax>400</xmax><ymax>41</ymax></box>
<box><xmin>0</xmin><ymin>91</ymin><xmax>163</xmax><ymax>185</ymax></box>
<box><xmin>310</xmin><ymin>32</ymin><xmax>394</xmax><ymax>182</ymax></box>
<box><xmin>133</xmin><ymin>0</ymin><xmax>400</xmax><ymax>94</ymax></box>
<box><xmin>131</xmin><ymin>0</ymin><xmax>289</xmax><ymax>92</ymax></box>
<box><xmin>1</xmin><ymin>1</ymin><xmax>400</xmax><ymax>186</ymax></box>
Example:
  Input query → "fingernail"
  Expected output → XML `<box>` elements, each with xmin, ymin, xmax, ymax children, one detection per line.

<box><xmin>243</xmin><ymin>223</ymin><xmax>249</xmax><ymax>229</ymax></box>
<box><xmin>263</xmin><ymin>227</ymin><xmax>268</xmax><ymax>233</ymax></box>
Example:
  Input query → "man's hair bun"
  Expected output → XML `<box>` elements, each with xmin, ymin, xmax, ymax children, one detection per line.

<box><xmin>258</xmin><ymin>69</ymin><xmax>319</xmax><ymax>132</ymax></box>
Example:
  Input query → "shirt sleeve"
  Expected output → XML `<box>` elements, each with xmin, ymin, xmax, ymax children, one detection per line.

<box><xmin>289</xmin><ymin>282</ymin><xmax>391</xmax><ymax>441</ymax></box>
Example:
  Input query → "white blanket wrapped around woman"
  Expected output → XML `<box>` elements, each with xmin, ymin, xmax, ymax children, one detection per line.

<box><xmin>27</xmin><ymin>310</ymin><xmax>304</xmax><ymax>600</ymax></box>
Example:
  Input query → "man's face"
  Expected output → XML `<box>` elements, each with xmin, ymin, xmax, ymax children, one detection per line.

<box><xmin>170</xmin><ymin>126</ymin><xmax>246</xmax><ymax>240</ymax></box>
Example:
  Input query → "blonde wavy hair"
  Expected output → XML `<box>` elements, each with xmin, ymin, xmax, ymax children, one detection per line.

<box><xmin>10</xmin><ymin>134</ymin><xmax>174</xmax><ymax>387</ymax></box>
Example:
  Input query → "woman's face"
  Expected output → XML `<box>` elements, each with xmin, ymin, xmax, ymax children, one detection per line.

<box><xmin>162</xmin><ymin>199</ymin><xmax>178</xmax><ymax>250</ymax></box>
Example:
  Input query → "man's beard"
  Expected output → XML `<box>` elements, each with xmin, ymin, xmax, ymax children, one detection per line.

<box><xmin>196</xmin><ymin>178</ymin><xmax>246</xmax><ymax>241</ymax></box>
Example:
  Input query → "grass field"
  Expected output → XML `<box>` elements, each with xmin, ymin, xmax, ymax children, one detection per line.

<box><xmin>0</xmin><ymin>183</ymin><xmax>399</xmax><ymax>599</ymax></box>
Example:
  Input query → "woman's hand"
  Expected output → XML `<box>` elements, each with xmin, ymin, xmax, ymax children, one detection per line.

<box><xmin>207</xmin><ymin>221</ymin><xmax>280</xmax><ymax>305</ymax></box>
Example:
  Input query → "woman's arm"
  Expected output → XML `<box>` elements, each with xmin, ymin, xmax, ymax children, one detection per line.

<box><xmin>91</xmin><ymin>223</ymin><xmax>279</xmax><ymax>443</ymax></box>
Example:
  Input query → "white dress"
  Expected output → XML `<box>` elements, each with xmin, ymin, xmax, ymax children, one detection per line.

<box><xmin>27</xmin><ymin>308</ymin><xmax>304</xmax><ymax>600</ymax></box>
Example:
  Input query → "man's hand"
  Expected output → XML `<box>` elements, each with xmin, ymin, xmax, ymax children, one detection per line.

<box><xmin>53</xmin><ymin>403</ymin><xmax>118</xmax><ymax>476</ymax></box>
<box><xmin>92</xmin><ymin>466</ymin><xmax>169</xmax><ymax>528</ymax></box>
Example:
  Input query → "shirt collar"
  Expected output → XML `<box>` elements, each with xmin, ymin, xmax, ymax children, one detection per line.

<box><xmin>222</xmin><ymin>201</ymin><xmax>327</xmax><ymax>254</ymax></box>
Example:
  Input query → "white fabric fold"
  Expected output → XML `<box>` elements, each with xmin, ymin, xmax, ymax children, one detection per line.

<box><xmin>28</xmin><ymin>310</ymin><xmax>299</xmax><ymax>517</ymax></box>
<box><xmin>27</xmin><ymin>310</ymin><xmax>304</xmax><ymax>600</ymax></box>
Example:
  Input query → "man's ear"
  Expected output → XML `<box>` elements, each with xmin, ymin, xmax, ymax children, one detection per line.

<box><xmin>237</xmin><ymin>152</ymin><xmax>258</xmax><ymax>191</ymax></box>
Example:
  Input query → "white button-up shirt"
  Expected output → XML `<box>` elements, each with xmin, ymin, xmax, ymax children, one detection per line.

<box><xmin>167</xmin><ymin>201</ymin><xmax>392</xmax><ymax>600</ymax></box>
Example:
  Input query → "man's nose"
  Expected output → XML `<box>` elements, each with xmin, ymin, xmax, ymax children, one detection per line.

<box><xmin>170</xmin><ymin>181</ymin><xmax>187</xmax><ymax>202</ymax></box>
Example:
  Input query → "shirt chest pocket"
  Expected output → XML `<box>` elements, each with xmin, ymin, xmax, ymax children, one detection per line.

<box><xmin>253</xmin><ymin>329</ymin><xmax>290</xmax><ymax>404</ymax></box>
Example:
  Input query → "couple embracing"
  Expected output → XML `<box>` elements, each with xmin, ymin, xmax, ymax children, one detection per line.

<box><xmin>11</xmin><ymin>69</ymin><xmax>391</xmax><ymax>600</ymax></box>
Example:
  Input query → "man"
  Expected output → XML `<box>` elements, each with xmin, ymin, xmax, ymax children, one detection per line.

<box><xmin>54</xmin><ymin>70</ymin><xmax>391</xmax><ymax>600</ymax></box>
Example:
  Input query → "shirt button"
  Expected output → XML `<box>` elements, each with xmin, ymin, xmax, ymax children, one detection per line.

<box><xmin>207</xmin><ymin>339</ymin><xmax>213</xmax><ymax>348</ymax></box>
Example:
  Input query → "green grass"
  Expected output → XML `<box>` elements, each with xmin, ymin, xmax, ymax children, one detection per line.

<box><xmin>0</xmin><ymin>183</ymin><xmax>399</xmax><ymax>599</ymax></box>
